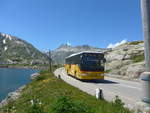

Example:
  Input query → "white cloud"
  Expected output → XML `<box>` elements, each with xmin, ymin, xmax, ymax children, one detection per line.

<box><xmin>66</xmin><ymin>42</ymin><xmax>71</xmax><ymax>46</ymax></box>
<box><xmin>107</xmin><ymin>39</ymin><xmax>127</xmax><ymax>48</ymax></box>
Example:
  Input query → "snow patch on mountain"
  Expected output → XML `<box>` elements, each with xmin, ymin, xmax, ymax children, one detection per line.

<box><xmin>3</xmin><ymin>39</ymin><xmax>6</xmax><ymax>44</ymax></box>
<box><xmin>4</xmin><ymin>46</ymin><xmax>8</xmax><ymax>51</ymax></box>
<box><xmin>5</xmin><ymin>34</ymin><xmax>12</xmax><ymax>40</ymax></box>
<box><xmin>1</xmin><ymin>33</ymin><xmax>12</xmax><ymax>41</ymax></box>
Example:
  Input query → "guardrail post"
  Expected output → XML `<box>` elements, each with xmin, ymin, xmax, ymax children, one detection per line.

<box><xmin>96</xmin><ymin>88</ymin><xmax>103</xmax><ymax>99</ymax></box>
<box><xmin>58</xmin><ymin>75</ymin><xmax>61</xmax><ymax>79</ymax></box>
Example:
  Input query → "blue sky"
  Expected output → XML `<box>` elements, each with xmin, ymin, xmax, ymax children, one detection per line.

<box><xmin>0</xmin><ymin>0</ymin><xmax>143</xmax><ymax>50</ymax></box>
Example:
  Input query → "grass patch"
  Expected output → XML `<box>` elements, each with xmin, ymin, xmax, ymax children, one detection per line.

<box><xmin>0</xmin><ymin>70</ymin><xmax>131</xmax><ymax>113</ymax></box>
<box><xmin>105</xmin><ymin>69</ymin><xmax>112</xmax><ymax>73</ymax></box>
<box><xmin>129</xmin><ymin>41</ymin><xmax>143</xmax><ymax>45</ymax></box>
<box><xmin>131</xmin><ymin>53</ymin><xmax>145</xmax><ymax>63</ymax></box>
<box><xmin>35</xmin><ymin>75</ymin><xmax>48</xmax><ymax>81</ymax></box>
<box><xmin>51</xmin><ymin>96</ymin><xmax>92</xmax><ymax>113</ymax></box>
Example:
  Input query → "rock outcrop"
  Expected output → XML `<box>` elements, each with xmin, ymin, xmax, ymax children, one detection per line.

<box><xmin>105</xmin><ymin>41</ymin><xmax>145</xmax><ymax>80</ymax></box>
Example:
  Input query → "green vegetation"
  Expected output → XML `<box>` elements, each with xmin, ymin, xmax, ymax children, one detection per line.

<box><xmin>51</xmin><ymin>96</ymin><xmax>92</xmax><ymax>113</ymax></box>
<box><xmin>105</xmin><ymin>69</ymin><xmax>112</xmax><ymax>73</ymax></box>
<box><xmin>112</xmin><ymin>96</ymin><xmax>125</xmax><ymax>112</ymax></box>
<box><xmin>129</xmin><ymin>41</ymin><xmax>143</xmax><ymax>45</ymax></box>
<box><xmin>0</xmin><ymin>70</ymin><xmax>131</xmax><ymax>113</ymax></box>
<box><xmin>131</xmin><ymin>53</ymin><xmax>145</xmax><ymax>63</ymax></box>
<box><xmin>26</xmin><ymin>99</ymin><xmax>45</xmax><ymax>113</ymax></box>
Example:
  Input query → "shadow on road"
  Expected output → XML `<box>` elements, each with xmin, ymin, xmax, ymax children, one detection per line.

<box><xmin>81</xmin><ymin>79</ymin><xmax>118</xmax><ymax>84</ymax></box>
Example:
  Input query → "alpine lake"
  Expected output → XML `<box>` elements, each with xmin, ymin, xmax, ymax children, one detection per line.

<box><xmin>0</xmin><ymin>68</ymin><xmax>37</xmax><ymax>101</ymax></box>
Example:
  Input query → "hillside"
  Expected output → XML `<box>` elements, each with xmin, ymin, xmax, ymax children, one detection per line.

<box><xmin>0</xmin><ymin>33</ymin><xmax>48</xmax><ymax>66</ymax></box>
<box><xmin>105</xmin><ymin>41</ymin><xmax>145</xmax><ymax>80</ymax></box>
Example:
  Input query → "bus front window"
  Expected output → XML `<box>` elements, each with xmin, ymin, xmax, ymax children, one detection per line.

<box><xmin>80</xmin><ymin>55</ymin><xmax>105</xmax><ymax>71</ymax></box>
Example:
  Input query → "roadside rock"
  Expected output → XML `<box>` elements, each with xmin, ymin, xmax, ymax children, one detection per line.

<box><xmin>30</xmin><ymin>73</ymin><xmax>40</xmax><ymax>80</ymax></box>
<box><xmin>126</xmin><ymin>62</ymin><xmax>145</xmax><ymax>79</ymax></box>
<box><xmin>0</xmin><ymin>85</ymin><xmax>26</xmax><ymax>108</ymax></box>
<box><xmin>134</xmin><ymin>102</ymin><xmax>150</xmax><ymax>113</ymax></box>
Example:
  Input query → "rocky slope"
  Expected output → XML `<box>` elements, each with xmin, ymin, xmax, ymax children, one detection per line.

<box><xmin>51</xmin><ymin>44</ymin><xmax>108</xmax><ymax>64</ymax></box>
<box><xmin>105</xmin><ymin>41</ymin><xmax>145</xmax><ymax>80</ymax></box>
<box><xmin>0</xmin><ymin>33</ymin><xmax>48</xmax><ymax>65</ymax></box>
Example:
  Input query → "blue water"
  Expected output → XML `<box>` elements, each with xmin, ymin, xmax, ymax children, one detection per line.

<box><xmin>0</xmin><ymin>68</ymin><xmax>37</xmax><ymax>101</ymax></box>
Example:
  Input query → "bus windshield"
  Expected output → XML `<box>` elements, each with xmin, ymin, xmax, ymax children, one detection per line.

<box><xmin>80</xmin><ymin>55</ymin><xmax>105</xmax><ymax>71</ymax></box>
<box><xmin>84</xmin><ymin>57</ymin><xmax>100</xmax><ymax>65</ymax></box>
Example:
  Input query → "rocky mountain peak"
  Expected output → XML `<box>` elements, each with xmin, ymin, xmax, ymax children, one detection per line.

<box><xmin>57</xmin><ymin>44</ymin><xmax>72</xmax><ymax>49</ymax></box>
<box><xmin>0</xmin><ymin>33</ymin><xmax>15</xmax><ymax>40</ymax></box>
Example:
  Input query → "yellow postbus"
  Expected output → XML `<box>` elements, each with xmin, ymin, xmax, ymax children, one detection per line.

<box><xmin>64</xmin><ymin>51</ymin><xmax>106</xmax><ymax>80</ymax></box>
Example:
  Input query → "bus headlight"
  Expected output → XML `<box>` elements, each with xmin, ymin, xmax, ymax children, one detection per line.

<box><xmin>100</xmin><ymin>73</ymin><xmax>104</xmax><ymax>76</ymax></box>
<box><xmin>81</xmin><ymin>73</ymin><xmax>88</xmax><ymax>76</ymax></box>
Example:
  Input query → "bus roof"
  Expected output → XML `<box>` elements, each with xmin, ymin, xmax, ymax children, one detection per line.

<box><xmin>65</xmin><ymin>51</ymin><xmax>104</xmax><ymax>59</ymax></box>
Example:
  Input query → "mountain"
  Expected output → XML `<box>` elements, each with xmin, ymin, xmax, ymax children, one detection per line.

<box><xmin>0</xmin><ymin>33</ymin><xmax>48</xmax><ymax>65</ymax></box>
<box><xmin>51</xmin><ymin>44</ymin><xmax>108</xmax><ymax>65</ymax></box>
<box><xmin>105</xmin><ymin>41</ymin><xmax>145</xmax><ymax>80</ymax></box>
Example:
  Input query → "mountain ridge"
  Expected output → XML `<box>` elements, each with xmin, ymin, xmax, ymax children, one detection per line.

<box><xmin>0</xmin><ymin>33</ymin><xmax>48</xmax><ymax>65</ymax></box>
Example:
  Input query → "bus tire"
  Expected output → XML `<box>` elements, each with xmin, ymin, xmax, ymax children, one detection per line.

<box><xmin>74</xmin><ymin>71</ymin><xmax>77</xmax><ymax>78</ymax></box>
<box><xmin>67</xmin><ymin>70</ymin><xmax>69</xmax><ymax>75</ymax></box>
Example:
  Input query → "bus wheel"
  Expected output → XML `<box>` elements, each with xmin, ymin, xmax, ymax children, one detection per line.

<box><xmin>74</xmin><ymin>71</ymin><xmax>77</xmax><ymax>77</ymax></box>
<box><xmin>67</xmin><ymin>70</ymin><xmax>69</xmax><ymax>75</ymax></box>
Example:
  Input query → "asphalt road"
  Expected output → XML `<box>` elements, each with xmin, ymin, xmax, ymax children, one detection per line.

<box><xmin>54</xmin><ymin>67</ymin><xmax>142</xmax><ymax>108</ymax></box>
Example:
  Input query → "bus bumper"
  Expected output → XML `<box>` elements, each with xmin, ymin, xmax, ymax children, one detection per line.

<box><xmin>78</xmin><ymin>73</ymin><xmax>104</xmax><ymax>80</ymax></box>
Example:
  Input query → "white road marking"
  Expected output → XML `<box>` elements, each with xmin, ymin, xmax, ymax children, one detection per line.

<box><xmin>117</xmin><ymin>83</ymin><xmax>141</xmax><ymax>91</ymax></box>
